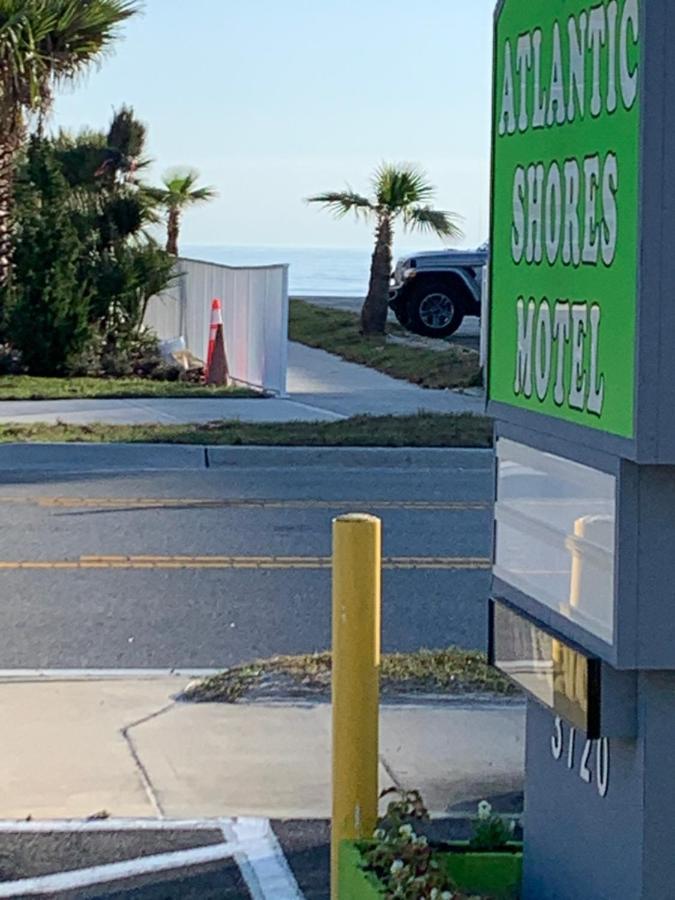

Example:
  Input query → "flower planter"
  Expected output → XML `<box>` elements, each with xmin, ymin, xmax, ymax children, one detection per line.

<box><xmin>338</xmin><ymin>841</ymin><xmax>384</xmax><ymax>899</ymax></box>
<box><xmin>338</xmin><ymin>839</ymin><xmax>523</xmax><ymax>899</ymax></box>
<box><xmin>442</xmin><ymin>842</ymin><xmax>523</xmax><ymax>898</ymax></box>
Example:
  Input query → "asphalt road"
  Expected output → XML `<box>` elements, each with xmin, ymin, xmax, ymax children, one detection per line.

<box><xmin>0</xmin><ymin>455</ymin><xmax>493</xmax><ymax>669</ymax></box>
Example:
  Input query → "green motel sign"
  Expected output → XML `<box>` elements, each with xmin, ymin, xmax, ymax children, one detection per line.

<box><xmin>489</xmin><ymin>0</ymin><xmax>640</xmax><ymax>439</ymax></box>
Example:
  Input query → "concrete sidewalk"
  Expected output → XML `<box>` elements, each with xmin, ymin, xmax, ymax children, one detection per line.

<box><xmin>0</xmin><ymin>676</ymin><xmax>524</xmax><ymax>821</ymax></box>
<box><xmin>287</xmin><ymin>343</ymin><xmax>483</xmax><ymax>418</ymax></box>
<box><xmin>0</xmin><ymin>342</ymin><xmax>484</xmax><ymax>426</ymax></box>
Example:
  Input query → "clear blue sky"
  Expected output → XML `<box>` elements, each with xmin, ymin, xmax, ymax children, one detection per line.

<box><xmin>53</xmin><ymin>0</ymin><xmax>494</xmax><ymax>252</ymax></box>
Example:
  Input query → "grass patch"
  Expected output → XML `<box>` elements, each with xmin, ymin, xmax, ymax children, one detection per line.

<box><xmin>289</xmin><ymin>300</ymin><xmax>482</xmax><ymax>390</ymax></box>
<box><xmin>0</xmin><ymin>376</ymin><xmax>256</xmax><ymax>401</ymax></box>
<box><xmin>182</xmin><ymin>649</ymin><xmax>518</xmax><ymax>703</ymax></box>
<box><xmin>0</xmin><ymin>412</ymin><xmax>493</xmax><ymax>447</ymax></box>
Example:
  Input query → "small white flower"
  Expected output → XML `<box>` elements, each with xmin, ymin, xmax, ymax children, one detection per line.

<box><xmin>477</xmin><ymin>800</ymin><xmax>492</xmax><ymax>820</ymax></box>
<box><xmin>509</xmin><ymin>819</ymin><xmax>516</xmax><ymax>834</ymax></box>
<box><xmin>373</xmin><ymin>828</ymin><xmax>385</xmax><ymax>840</ymax></box>
<box><xmin>440</xmin><ymin>892</ymin><xmax>454</xmax><ymax>900</ymax></box>
<box><xmin>390</xmin><ymin>859</ymin><xmax>404</xmax><ymax>875</ymax></box>
<box><xmin>430</xmin><ymin>890</ymin><xmax>439</xmax><ymax>900</ymax></box>
<box><xmin>415</xmin><ymin>835</ymin><xmax>428</xmax><ymax>847</ymax></box>
<box><xmin>399</xmin><ymin>824</ymin><xmax>414</xmax><ymax>837</ymax></box>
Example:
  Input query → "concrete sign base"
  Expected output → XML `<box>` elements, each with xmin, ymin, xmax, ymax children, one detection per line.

<box><xmin>523</xmin><ymin>676</ymin><xmax>675</xmax><ymax>900</ymax></box>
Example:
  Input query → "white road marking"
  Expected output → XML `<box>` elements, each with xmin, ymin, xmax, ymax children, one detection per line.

<box><xmin>0</xmin><ymin>841</ymin><xmax>244</xmax><ymax>897</ymax></box>
<box><xmin>0</xmin><ymin>817</ymin><xmax>308</xmax><ymax>897</ymax></box>
<box><xmin>224</xmin><ymin>818</ymin><xmax>304</xmax><ymax>900</ymax></box>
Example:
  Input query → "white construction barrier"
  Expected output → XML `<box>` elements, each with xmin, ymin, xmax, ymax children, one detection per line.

<box><xmin>144</xmin><ymin>257</ymin><xmax>289</xmax><ymax>396</ymax></box>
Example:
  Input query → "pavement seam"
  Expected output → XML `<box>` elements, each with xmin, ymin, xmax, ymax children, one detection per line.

<box><xmin>121</xmin><ymin>702</ymin><xmax>177</xmax><ymax>819</ymax></box>
<box><xmin>124</xmin><ymin>399</ymin><xmax>183</xmax><ymax>424</ymax></box>
<box><xmin>379</xmin><ymin>754</ymin><xmax>403</xmax><ymax>792</ymax></box>
<box><xmin>280</xmin><ymin>399</ymin><xmax>348</xmax><ymax>421</ymax></box>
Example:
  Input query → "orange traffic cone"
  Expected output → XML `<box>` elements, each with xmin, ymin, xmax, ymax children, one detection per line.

<box><xmin>205</xmin><ymin>298</ymin><xmax>229</xmax><ymax>386</ymax></box>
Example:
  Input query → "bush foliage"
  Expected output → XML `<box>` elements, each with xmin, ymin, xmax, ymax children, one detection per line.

<box><xmin>3</xmin><ymin>109</ymin><xmax>177</xmax><ymax>377</ymax></box>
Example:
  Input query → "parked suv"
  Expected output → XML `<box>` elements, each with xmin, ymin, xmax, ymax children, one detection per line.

<box><xmin>389</xmin><ymin>247</ymin><xmax>488</xmax><ymax>338</ymax></box>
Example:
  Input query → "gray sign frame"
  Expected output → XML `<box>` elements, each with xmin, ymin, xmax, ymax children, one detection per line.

<box><xmin>493</xmin><ymin>421</ymin><xmax>675</xmax><ymax>670</ymax></box>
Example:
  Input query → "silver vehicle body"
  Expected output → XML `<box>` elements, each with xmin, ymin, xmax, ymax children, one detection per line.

<box><xmin>390</xmin><ymin>248</ymin><xmax>488</xmax><ymax>310</ymax></box>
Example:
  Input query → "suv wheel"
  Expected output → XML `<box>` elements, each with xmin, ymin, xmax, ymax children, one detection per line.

<box><xmin>407</xmin><ymin>281</ymin><xmax>465</xmax><ymax>338</ymax></box>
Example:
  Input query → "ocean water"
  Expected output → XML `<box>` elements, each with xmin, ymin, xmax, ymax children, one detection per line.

<box><xmin>184</xmin><ymin>244</ymin><xmax>385</xmax><ymax>298</ymax></box>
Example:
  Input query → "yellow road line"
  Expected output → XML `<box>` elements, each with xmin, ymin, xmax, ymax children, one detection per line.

<box><xmin>0</xmin><ymin>555</ymin><xmax>491</xmax><ymax>572</ymax></box>
<box><xmin>0</xmin><ymin>497</ymin><xmax>489</xmax><ymax>512</ymax></box>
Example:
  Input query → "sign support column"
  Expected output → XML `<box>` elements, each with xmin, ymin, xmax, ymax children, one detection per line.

<box><xmin>488</xmin><ymin>2</ymin><xmax>675</xmax><ymax>897</ymax></box>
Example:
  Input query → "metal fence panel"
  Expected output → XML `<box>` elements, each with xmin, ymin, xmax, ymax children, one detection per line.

<box><xmin>144</xmin><ymin>257</ymin><xmax>289</xmax><ymax>395</ymax></box>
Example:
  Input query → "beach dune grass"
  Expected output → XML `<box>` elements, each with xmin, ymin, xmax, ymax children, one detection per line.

<box><xmin>182</xmin><ymin>648</ymin><xmax>518</xmax><ymax>703</ymax></box>
<box><xmin>289</xmin><ymin>299</ymin><xmax>482</xmax><ymax>390</ymax></box>
<box><xmin>0</xmin><ymin>376</ymin><xmax>255</xmax><ymax>401</ymax></box>
<box><xmin>0</xmin><ymin>413</ymin><xmax>493</xmax><ymax>447</ymax></box>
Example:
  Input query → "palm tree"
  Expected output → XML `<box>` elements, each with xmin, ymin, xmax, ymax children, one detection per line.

<box><xmin>148</xmin><ymin>169</ymin><xmax>217</xmax><ymax>256</ymax></box>
<box><xmin>0</xmin><ymin>0</ymin><xmax>139</xmax><ymax>285</ymax></box>
<box><xmin>308</xmin><ymin>163</ymin><xmax>463</xmax><ymax>335</ymax></box>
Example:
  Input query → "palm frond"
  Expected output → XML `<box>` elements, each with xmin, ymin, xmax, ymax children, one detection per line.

<box><xmin>373</xmin><ymin>163</ymin><xmax>436</xmax><ymax>211</ymax></box>
<box><xmin>148</xmin><ymin>167</ymin><xmax>217</xmax><ymax>211</ymax></box>
<box><xmin>162</xmin><ymin>166</ymin><xmax>200</xmax><ymax>192</ymax></box>
<box><xmin>306</xmin><ymin>190</ymin><xmax>374</xmax><ymax>220</ymax></box>
<box><xmin>0</xmin><ymin>0</ymin><xmax>141</xmax><ymax>116</ymax></box>
<box><xmin>402</xmin><ymin>205</ymin><xmax>464</xmax><ymax>240</ymax></box>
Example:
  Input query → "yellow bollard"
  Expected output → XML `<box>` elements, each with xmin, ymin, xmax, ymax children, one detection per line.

<box><xmin>331</xmin><ymin>513</ymin><xmax>382</xmax><ymax>900</ymax></box>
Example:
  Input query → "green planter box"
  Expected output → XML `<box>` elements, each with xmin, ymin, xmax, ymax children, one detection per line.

<box><xmin>338</xmin><ymin>841</ymin><xmax>383</xmax><ymax>900</ymax></box>
<box><xmin>338</xmin><ymin>839</ymin><xmax>523</xmax><ymax>899</ymax></box>
<box><xmin>442</xmin><ymin>842</ymin><xmax>523</xmax><ymax>898</ymax></box>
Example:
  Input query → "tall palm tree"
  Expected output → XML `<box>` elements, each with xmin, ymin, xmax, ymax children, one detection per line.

<box><xmin>148</xmin><ymin>168</ymin><xmax>217</xmax><ymax>256</ymax></box>
<box><xmin>0</xmin><ymin>0</ymin><xmax>139</xmax><ymax>285</ymax></box>
<box><xmin>308</xmin><ymin>163</ymin><xmax>462</xmax><ymax>335</ymax></box>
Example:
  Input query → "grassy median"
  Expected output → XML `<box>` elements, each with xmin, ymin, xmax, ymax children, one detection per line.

<box><xmin>182</xmin><ymin>649</ymin><xmax>517</xmax><ymax>703</ymax></box>
<box><xmin>289</xmin><ymin>300</ymin><xmax>482</xmax><ymax>390</ymax></box>
<box><xmin>0</xmin><ymin>412</ymin><xmax>493</xmax><ymax>447</ymax></box>
<box><xmin>0</xmin><ymin>376</ymin><xmax>255</xmax><ymax>401</ymax></box>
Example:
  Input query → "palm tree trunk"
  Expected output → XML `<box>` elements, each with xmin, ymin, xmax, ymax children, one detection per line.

<box><xmin>360</xmin><ymin>215</ymin><xmax>393</xmax><ymax>336</ymax></box>
<box><xmin>0</xmin><ymin>134</ymin><xmax>17</xmax><ymax>287</ymax></box>
<box><xmin>166</xmin><ymin>208</ymin><xmax>180</xmax><ymax>256</ymax></box>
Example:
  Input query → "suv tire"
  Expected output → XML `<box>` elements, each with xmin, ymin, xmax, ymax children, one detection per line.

<box><xmin>406</xmin><ymin>280</ymin><xmax>465</xmax><ymax>338</ymax></box>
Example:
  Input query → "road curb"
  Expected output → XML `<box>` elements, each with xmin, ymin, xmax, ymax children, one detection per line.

<box><xmin>0</xmin><ymin>443</ymin><xmax>493</xmax><ymax>472</ymax></box>
<box><xmin>206</xmin><ymin>446</ymin><xmax>493</xmax><ymax>469</ymax></box>
<box><xmin>0</xmin><ymin>443</ymin><xmax>206</xmax><ymax>472</ymax></box>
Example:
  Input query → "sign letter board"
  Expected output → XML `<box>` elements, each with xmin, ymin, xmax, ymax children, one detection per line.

<box><xmin>489</xmin><ymin>0</ymin><xmax>675</xmax><ymax>463</ymax></box>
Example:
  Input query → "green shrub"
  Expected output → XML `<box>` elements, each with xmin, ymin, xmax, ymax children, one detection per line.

<box><xmin>6</xmin><ymin>141</ymin><xmax>93</xmax><ymax>376</ymax></box>
<box><xmin>89</xmin><ymin>241</ymin><xmax>177</xmax><ymax>337</ymax></box>
<box><xmin>0</xmin><ymin>345</ymin><xmax>24</xmax><ymax>376</ymax></box>
<box><xmin>69</xmin><ymin>328</ymin><xmax>181</xmax><ymax>381</ymax></box>
<box><xmin>7</xmin><ymin>120</ymin><xmax>178</xmax><ymax>377</ymax></box>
